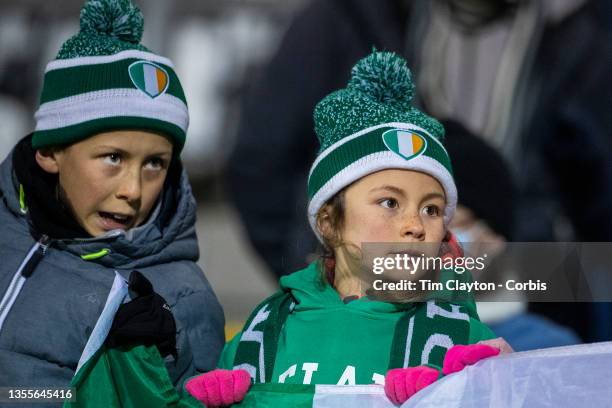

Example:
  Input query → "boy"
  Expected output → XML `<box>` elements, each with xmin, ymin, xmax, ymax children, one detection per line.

<box><xmin>0</xmin><ymin>0</ymin><xmax>224</xmax><ymax>396</ymax></box>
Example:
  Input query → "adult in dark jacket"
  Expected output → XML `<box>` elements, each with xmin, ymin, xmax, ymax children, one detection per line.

<box><xmin>0</xmin><ymin>0</ymin><xmax>224</xmax><ymax>401</ymax></box>
<box><xmin>227</xmin><ymin>0</ymin><xmax>612</xmax><ymax>281</ymax></box>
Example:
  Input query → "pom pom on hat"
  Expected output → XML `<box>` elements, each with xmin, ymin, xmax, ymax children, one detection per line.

<box><xmin>348</xmin><ymin>51</ymin><xmax>415</xmax><ymax>112</ymax></box>
<box><xmin>57</xmin><ymin>0</ymin><xmax>149</xmax><ymax>59</ymax></box>
<box><xmin>313</xmin><ymin>51</ymin><xmax>445</xmax><ymax>153</ymax></box>
<box><xmin>80</xmin><ymin>0</ymin><xmax>144</xmax><ymax>44</ymax></box>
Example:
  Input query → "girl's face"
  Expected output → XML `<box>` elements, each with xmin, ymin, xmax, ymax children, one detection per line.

<box><xmin>35</xmin><ymin>130</ymin><xmax>173</xmax><ymax>237</ymax></box>
<box><xmin>340</xmin><ymin>169</ymin><xmax>446</xmax><ymax>253</ymax></box>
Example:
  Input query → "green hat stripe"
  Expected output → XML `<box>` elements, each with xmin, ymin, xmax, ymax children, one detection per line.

<box><xmin>308</xmin><ymin>126</ymin><xmax>452</xmax><ymax>199</ymax></box>
<box><xmin>383</xmin><ymin>131</ymin><xmax>400</xmax><ymax>152</ymax></box>
<box><xmin>32</xmin><ymin>116</ymin><xmax>185</xmax><ymax>152</ymax></box>
<box><xmin>39</xmin><ymin>58</ymin><xmax>185</xmax><ymax>105</ymax></box>
<box><xmin>129</xmin><ymin>63</ymin><xmax>146</xmax><ymax>90</ymax></box>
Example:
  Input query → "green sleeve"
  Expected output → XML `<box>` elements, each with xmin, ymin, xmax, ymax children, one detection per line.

<box><xmin>218</xmin><ymin>332</ymin><xmax>242</xmax><ymax>369</ymax></box>
<box><xmin>468</xmin><ymin>318</ymin><xmax>497</xmax><ymax>343</ymax></box>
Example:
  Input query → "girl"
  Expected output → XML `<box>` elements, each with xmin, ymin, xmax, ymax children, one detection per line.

<box><xmin>0</xmin><ymin>0</ymin><xmax>224</xmax><ymax>395</ymax></box>
<box><xmin>187</xmin><ymin>51</ymin><xmax>504</xmax><ymax>406</ymax></box>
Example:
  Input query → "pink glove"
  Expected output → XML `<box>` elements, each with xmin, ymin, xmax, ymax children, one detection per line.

<box><xmin>442</xmin><ymin>344</ymin><xmax>500</xmax><ymax>375</ymax></box>
<box><xmin>186</xmin><ymin>369</ymin><xmax>251</xmax><ymax>407</ymax></box>
<box><xmin>385</xmin><ymin>366</ymin><xmax>440</xmax><ymax>405</ymax></box>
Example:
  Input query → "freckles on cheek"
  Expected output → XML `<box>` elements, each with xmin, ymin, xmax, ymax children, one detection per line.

<box><xmin>425</xmin><ymin>221</ymin><xmax>446</xmax><ymax>243</ymax></box>
<box><xmin>355</xmin><ymin>212</ymin><xmax>394</xmax><ymax>241</ymax></box>
<box><xmin>367</xmin><ymin>222</ymin><xmax>394</xmax><ymax>241</ymax></box>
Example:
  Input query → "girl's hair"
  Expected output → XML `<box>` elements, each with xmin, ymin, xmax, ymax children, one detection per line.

<box><xmin>316</xmin><ymin>191</ymin><xmax>346</xmax><ymax>250</ymax></box>
<box><xmin>315</xmin><ymin>190</ymin><xmax>345</xmax><ymax>284</ymax></box>
<box><xmin>315</xmin><ymin>190</ymin><xmax>363</xmax><ymax>286</ymax></box>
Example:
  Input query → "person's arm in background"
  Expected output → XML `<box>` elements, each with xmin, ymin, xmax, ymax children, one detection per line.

<box><xmin>540</xmin><ymin>6</ymin><xmax>612</xmax><ymax>242</ymax></box>
<box><xmin>226</xmin><ymin>0</ymin><xmax>405</xmax><ymax>278</ymax></box>
<box><xmin>532</xmin><ymin>5</ymin><xmax>612</xmax><ymax>343</ymax></box>
<box><xmin>226</xmin><ymin>1</ymin><xmax>341</xmax><ymax>279</ymax></box>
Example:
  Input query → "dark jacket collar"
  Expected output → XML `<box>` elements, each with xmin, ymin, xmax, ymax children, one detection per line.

<box><xmin>12</xmin><ymin>134</ymin><xmax>89</xmax><ymax>239</ymax></box>
<box><xmin>3</xmin><ymin>135</ymin><xmax>193</xmax><ymax>269</ymax></box>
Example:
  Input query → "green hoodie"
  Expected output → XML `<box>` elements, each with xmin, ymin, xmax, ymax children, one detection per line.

<box><xmin>220</xmin><ymin>262</ymin><xmax>495</xmax><ymax>385</ymax></box>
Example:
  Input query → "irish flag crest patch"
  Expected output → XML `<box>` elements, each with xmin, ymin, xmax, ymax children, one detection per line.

<box><xmin>382</xmin><ymin>129</ymin><xmax>427</xmax><ymax>160</ymax></box>
<box><xmin>128</xmin><ymin>61</ymin><xmax>169</xmax><ymax>98</ymax></box>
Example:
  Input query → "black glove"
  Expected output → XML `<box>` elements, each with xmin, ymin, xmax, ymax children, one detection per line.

<box><xmin>105</xmin><ymin>271</ymin><xmax>177</xmax><ymax>359</ymax></box>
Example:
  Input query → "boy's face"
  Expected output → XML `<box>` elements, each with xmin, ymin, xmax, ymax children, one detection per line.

<box><xmin>35</xmin><ymin>130</ymin><xmax>173</xmax><ymax>237</ymax></box>
<box><xmin>340</xmin><ymin>169</ymin><xmax>446</xmax><ymax>256</ymax></box>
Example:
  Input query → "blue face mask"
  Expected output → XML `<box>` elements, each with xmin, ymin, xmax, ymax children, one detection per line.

<box><xmin>452</xmin><ymin>223</ymin><xmax>484</xmax><ymax>256</ymax></box>
<box><xmin>453</xmin><ymin>222</ymin><xmax>507</xmax><ymax>261</ymax></box>
<box><xmin>453</xmin><ymin>227</ymin><xmax>474</xmax><ymax>246</ymax></box>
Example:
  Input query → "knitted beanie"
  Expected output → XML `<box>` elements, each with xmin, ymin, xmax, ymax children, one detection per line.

<box><xmin>32</xmin><ymin>0</ymin><xmax>188</xmax><ymax>152</ymax></box>
<box><xmin>307</xmin><ymin>51</ymin><xmax>456</xmax><ymax>240</ymax></box>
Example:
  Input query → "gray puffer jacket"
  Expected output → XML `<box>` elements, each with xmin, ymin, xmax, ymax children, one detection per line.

<box><xmin>0</xmin><ymin>150</ymin><xmax>225</xmax><ymax>392</ymax></box>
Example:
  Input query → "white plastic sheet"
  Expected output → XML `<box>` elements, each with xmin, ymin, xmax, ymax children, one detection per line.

<box><xmin>236</xmin><ymin>343</ymin><xmax>612</xmax><ymax>407</ymax></box>
<box><xmin>403</xmin><ymin>342</ymin><xmax>612</xmax><ymax>407</ymax></box>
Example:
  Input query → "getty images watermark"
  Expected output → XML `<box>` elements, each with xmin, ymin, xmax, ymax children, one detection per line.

<box><xmin>371</xmin><ymin>252</ymin><xmax>547</xmax><ymax>293</ymax></box>
<box><xmin>355</xmin><ymin>242</ymin><xmax>612</xmax><ymax>302</ymax></box>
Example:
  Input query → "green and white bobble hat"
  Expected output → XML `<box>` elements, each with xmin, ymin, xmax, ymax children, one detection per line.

<box><xmin>307</xmin><ymin>51</ymin><xmax>457</xmax><ymax>240</ymax></box>
<box><xmin>33</xmin><ymin>0</ymin><xmax>188</xmax><ymax>152</ymax></box>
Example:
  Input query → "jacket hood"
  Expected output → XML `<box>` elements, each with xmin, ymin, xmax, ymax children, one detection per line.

<box><xmin>0</xmin><ymin>146</ymin><xmax>199</xmax><ymax>269</ymax></box>
<box><xmin>280</xmin><ymin>262</ymin><xmax>415</xmax><ymax>315</ymax></box>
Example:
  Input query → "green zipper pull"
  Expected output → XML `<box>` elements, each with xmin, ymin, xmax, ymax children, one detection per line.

<box><xmin>19</xmin><ymin>184</ymin><xmax>28</xmax><ymax>214</ymax></box>
<box><xmin>81</xmin><ymin>248</ymin><xmax>111</xmax><ymax>261</ymax></box>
